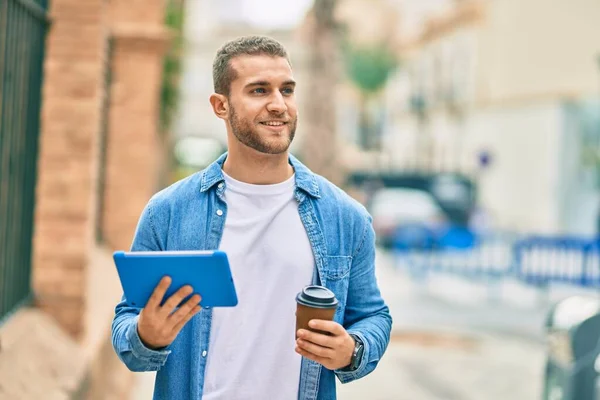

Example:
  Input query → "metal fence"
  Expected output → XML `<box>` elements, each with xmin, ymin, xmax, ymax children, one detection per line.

<box><xmin>0</xmin><ymin>0</ymin><xmax>49</xmax><ymax>323</ymax></box>
<box><xmin>396</xmin><ymin>232</ymin><xmax>516</xmax><ymax>280</ymax></box>
<box><xmin>394</xmin><ymin>233</ymin><xmax>600</xmax><ymax>290</ymax></box>
<box><xmin>515</xmin><ymin>236</ymin><xmax>600</xmax><ymax>288</ymax></box>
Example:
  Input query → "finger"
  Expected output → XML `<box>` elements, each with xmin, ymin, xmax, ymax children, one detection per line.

<box><xmin>167</xmin><ymin>294</ymin><xmax>201</xmax><ymax>325</ymax></box>
<box><xmin>171</xmin><ymin>305</ymin><xmax>202</xmax><ymax>334</ymax></box>
<box><xmin>147</xmin><ymin>276</ymin><xmax>172</xmax><ymax>309</ymax></box>
<box><xmin>296</xmin><ymin>346</ymin><xmax>329</xmax><ymax>366</ymax></box>
<box><xmin>160</xmin><ymin>285</ymin><xmax>194</xmax><ymax>316</ymax></box>
<box><xmin>296</xmin><ymin>338</ymin><xmax>335</xmax><ymax>358</ymax></box>
<box><xmin>308</xmin><ymin>320</ymin><xmax>345</xmax><ymax>336</ymax></box>
<box><xmin>296</xmin><ymin>329</ymin><xmax>335</xmax><ymax>349</ymax></box>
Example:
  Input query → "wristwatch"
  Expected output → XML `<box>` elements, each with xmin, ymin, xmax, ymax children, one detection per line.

<box><xmin>343</xmin><ymin>334</ymin><xmax>364</xmax><ymax>371</ymax></box>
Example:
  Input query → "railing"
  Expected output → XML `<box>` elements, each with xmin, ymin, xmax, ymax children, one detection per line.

<box><xmin>0</xmin><ymin>0</ymin><xmax>48</xmax><ymax>323</ymax></box>
<box><xmin>514</xmin><ymin>236</ymin><xmax>600</xmax><ymax>288</ymax></box>
<box><xmin>397</xmin><ymin>232</ymin><xmax>515</xmax><ymax>280</ymax></box>
<box><xmin>394</xmin><ymin>232</ymin><xmax>600</xmax><ymax>290</ymax></box>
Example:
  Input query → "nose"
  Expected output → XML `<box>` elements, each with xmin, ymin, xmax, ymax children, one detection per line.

<box><xmin>266</xmin><ymin>92</ymin><xmax>287</xmax><ymax>114</ymax></box>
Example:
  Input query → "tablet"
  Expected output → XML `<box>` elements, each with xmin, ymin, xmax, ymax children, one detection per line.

<box><xmin>113</xmin><ymin>250</ymin><xmax>238</xmax><ymax>308</ymax></box>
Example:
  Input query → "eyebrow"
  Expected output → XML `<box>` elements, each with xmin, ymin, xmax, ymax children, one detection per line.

<box><xmin>244</xmin><ymin>80</ymin><xmax>296</xmax><ymax>89</ymax></box>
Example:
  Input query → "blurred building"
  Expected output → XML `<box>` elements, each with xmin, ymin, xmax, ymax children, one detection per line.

<box><xmin>175</xmin><ymin>0</ymin><xmax>600</xmax><ymax>235</ymax></box>
<box><xmin>383</xmin><ymin>0</ymin><xmax>600</xmax><ymax>234</ymax></box>
<box><xmin>0</xmin><ymin>0</ymin><xmax>169</xmax><ymax>398</ymax></box>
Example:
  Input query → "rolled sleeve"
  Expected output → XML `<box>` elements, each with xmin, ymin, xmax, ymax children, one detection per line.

<box><xmin>111</xmin><ymin>199</ymin><xmax>172</xmax><ymax>372</ymax></box>
<box><xmin>334</xmin><ymin>330</ymin><xmax>370</xmax><ymax>383</ymax></box>
<box><xmin>128</xmin><ymin>316</ymin><xmax>171</xmax><ymax>366</ymax></box>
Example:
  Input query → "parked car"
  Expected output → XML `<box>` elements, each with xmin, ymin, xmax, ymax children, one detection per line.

<box><xmin>369</xmin><ymin>187</ymin><xmax>447</xmax><ymax>249</ymax></box>
<box><xmin>348</xmin><ymin>171</ymin><xmax>477</xmax><ymax>227</ymax></box>
<box><xmin>369</xmin><ymin>186</ymin><xmax>478</xmax><ymax>250</ymax></box>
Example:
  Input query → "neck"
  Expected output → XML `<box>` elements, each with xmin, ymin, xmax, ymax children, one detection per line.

<box><xmin>223</xmin><ymin>145</ymin><xmax>294</xmax><ymax>185</ymax></box>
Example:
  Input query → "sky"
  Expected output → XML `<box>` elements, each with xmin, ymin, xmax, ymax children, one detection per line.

<box><xmin>240</xmin><ymin>0</ymin><xmax>314</xmax><ymax>29</ymax></box>
<box><xmin>238</xmin><ymin>0</ymin><xmax>452</xmax><ymax>35</ymax></box>
<box><xmin>185</xmin><ymin>0</ymin><xmax>453</xmax><ymax>42</ymax></box>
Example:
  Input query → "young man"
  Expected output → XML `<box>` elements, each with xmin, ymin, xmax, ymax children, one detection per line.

<box><xmin>111</xmin><ymin>36</ymin><xmax>392</xmax><ymax>400</ymax></box>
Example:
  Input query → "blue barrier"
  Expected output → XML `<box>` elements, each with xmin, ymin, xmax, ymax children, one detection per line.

<box><xmin>394</xmin><ymin>232</ymin><xmax>516</xmax><ymax>281</ymax></box>
<box><xmin>394</xmin><ymin>234</ymin><xmax>600</xmax><ymax>289</ymax></box>
<box><xmin>513</xmin><ymin>236</ymin><xmax>594</xmax><ymax>287</ymax></box>
<box><xmin>582</xmin><ymin>241</ymin><xmax>600</xmax><ymax>287</ymax></box>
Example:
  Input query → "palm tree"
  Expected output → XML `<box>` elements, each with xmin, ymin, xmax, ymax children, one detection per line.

<box><xmin>342</xmin><ymin>43</ymin><xmax>398</xmax><ymax>150</ymax></box>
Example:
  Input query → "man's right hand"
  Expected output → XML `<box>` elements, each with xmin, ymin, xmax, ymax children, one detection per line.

<box><xmin>137</xmin><ymin>276</ymin><xmax>202</xmax><ymax>350</ymax></box>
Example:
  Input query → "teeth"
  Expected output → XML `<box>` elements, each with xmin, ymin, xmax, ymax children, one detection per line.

<box><xmin>263</xmin><ymin>121</ymin><xmax>284</xmax><ymax>126</ymax></box>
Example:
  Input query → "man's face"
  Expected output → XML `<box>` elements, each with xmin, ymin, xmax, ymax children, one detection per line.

<box><xmin>226</xmin><ymin>55</ymin><xmax>298</xmax><ymax>155</ymax></box>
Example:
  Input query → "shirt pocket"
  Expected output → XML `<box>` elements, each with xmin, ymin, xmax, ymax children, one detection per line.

<box><xmin>321</xmin><ymin>256</ymin><xmax>352</xmax><ymax>322</ymax></box>
<box><xmin>321</xmin><ymin>255</ymin><xmax>352</xmax><ymax>281</ymax></box>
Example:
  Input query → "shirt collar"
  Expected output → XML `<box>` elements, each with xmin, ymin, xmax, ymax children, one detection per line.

<box><xmin>200</xmin><ymin>152</ymin><xmax>321</xmax><ymax>199</ymax></box>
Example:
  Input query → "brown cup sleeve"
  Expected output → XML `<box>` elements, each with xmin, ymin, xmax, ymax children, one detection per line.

<box><xmin>295</xmin><ymin>303</ymin><xmax>337</xmax><ymax>338</ymax></box>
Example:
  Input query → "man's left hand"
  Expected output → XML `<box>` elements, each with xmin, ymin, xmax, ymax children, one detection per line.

<box><xmin>295</xmin><ymin>320</ymin><xmax>355</xmax><ymax>371</ymax></box>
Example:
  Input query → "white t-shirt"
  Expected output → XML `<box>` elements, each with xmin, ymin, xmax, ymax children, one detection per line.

<box><xmin>202</xmin><ymin>171</ymin><xmax>315</xmax><ymax>400</ymax></box>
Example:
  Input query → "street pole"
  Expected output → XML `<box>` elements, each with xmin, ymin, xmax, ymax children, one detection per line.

<box><xmin>596</xmin><ymin>54</ymin><xmax>600</xmax><ymax>237</ymax></box>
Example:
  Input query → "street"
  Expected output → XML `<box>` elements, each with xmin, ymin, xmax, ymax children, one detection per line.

<box><xmin>336</xmin><ymin>332</ymin><xmax>544</xmax><ymax>400</ymax></box>
<box><xmin>333</xmin><ymin>249</ymin><xmax>546</xmax><ymax>400</ymax></box>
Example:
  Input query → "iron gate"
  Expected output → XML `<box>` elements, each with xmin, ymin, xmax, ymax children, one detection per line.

<box><xmin>0</xmin><ymin>0</ymin><xmax>49</xmax><ymax>322</ymax></box>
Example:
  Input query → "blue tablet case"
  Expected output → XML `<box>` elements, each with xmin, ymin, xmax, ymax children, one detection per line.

<box><xmin>113</xmin><ymin>250</ymin><xmax>238</xmax><ymax>308</ymax></box>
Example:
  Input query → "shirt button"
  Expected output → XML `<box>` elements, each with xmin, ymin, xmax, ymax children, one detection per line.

<box><xmin>218</xmin><ymin>182</ymin><xmax>224</xmax><ymax>189</ymax></box>
<box><xmin>216</xmin><ymin>209</ymin><xmax>223</xmax><ymax>216</ymax></box>
<box><xmin>202</xmin><ymin>350</ymin><xmax>207</xmax><ymax>357</ymax></box>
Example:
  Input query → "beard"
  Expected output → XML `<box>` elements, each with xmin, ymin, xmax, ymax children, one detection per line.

<box><xmin>229</xmin><ymin>104</ymin><xmax>297</xmax><ymax>155</ymax></box>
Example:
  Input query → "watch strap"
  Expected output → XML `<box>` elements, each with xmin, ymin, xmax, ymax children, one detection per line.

<box><xmin>346</xmin><ymin>334</ymin><xmax>364</xmax><ymax>371</ymax></box>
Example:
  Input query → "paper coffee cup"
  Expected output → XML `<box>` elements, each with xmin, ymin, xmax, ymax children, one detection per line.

<box><xmin>295</xmin><ymin>285</ymin><xmax>338</xmax><ymax>338</ymax></box>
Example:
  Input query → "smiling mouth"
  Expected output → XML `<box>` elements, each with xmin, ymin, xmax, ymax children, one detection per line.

<box><xmin>260</xmin><ymin>121</ymin><xmax>287</xmax><ymax>127</ymax></box>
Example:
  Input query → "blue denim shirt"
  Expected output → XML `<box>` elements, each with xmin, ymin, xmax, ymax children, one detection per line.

<box><xmin>111</xmin><ymin>153</ymin><xmax>392</xmax><ymax>400</ymax></box>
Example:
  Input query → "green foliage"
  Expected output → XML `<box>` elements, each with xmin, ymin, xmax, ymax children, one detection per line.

<box><xmin>160</xmin><ymin>0</ymin><xmax>185</xmax><ymax>134</ymax></box>
<box><xmin>343</xmin><ymin>43</ymin><xmax>399</xmax><ymax>96</ymax></box>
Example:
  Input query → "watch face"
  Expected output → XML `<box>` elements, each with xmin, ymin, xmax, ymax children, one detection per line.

<box><xmin>356</xmin><ymin>342</ymin><xmax>364</xmax><ymax>358</ymax></box>
<box><xmin>351</xmin><ymin>338</ymin><xmax>364</xmax><ymax>370</ymax></box>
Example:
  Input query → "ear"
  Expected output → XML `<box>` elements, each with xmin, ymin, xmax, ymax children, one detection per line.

<box><xmin>210</xmin><ymin>93</ymin><xmax>229</xmax><ymax>121</ymax></box>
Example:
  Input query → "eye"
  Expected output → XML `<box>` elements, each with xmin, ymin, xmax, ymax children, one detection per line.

<box><xmin>252</xmin><ymin>88</ymin><xmax>267</xmax><ymax>94</ymax></box>
<box><xmin>282</xmin><ymin>87</ymin><xmax>295</xmax><ymax>95</ymax></box>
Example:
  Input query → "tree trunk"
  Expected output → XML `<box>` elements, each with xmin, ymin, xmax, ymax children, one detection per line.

<box><xmin>358</xmin><ymin>94</ymin><xmax>371</xmax><ymax>150</ymax></box>
<box><xmin>301</xmin><ymin>0</ymin><xmax>343</xmax><ymax>186</ymax></box>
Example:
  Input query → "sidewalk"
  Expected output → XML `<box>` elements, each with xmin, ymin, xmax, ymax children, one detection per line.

<box><xmin>332</xmin><ymin>250</ymin><xmax>545</xmax><ymax>400</ymax></box>
<box><xmin>378</xmin><ymin>250</ymin><xmax>549</xmax><ymax>340</ymax></box>
<box><xmin>336</xmin><ymin>330</ymin><xmax>544</xmax><ymax>400</ymax></box>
